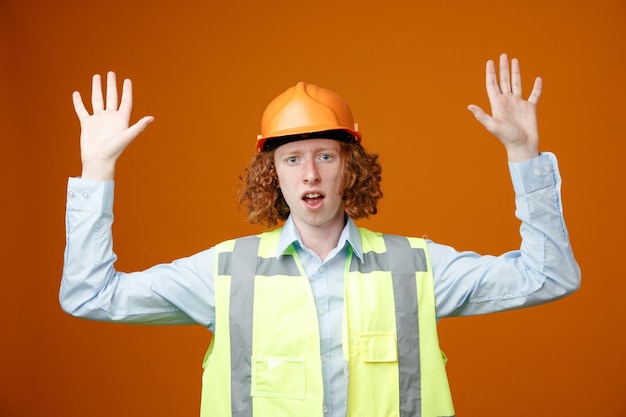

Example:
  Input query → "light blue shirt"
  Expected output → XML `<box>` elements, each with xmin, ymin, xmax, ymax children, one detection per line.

<box><xmin>60</xmin><ymin>152</ymin><xmax>580</xmax><ymax>417</ymax></box>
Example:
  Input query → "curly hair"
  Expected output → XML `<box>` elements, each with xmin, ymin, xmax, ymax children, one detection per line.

<box><xmin>238</xmin><ymin>141</ymin><xmax>383</xmax><ymax>228</ymax></box>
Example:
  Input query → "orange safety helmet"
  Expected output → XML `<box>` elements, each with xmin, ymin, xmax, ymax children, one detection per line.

<box><xmin>256</xmin><ymin>81</ymin><xmax>362</xmax><ymax>152</ymax></box>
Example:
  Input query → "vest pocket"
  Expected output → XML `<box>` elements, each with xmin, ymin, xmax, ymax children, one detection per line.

<box><xmin>251</xmin><ymin>356</ymin><xmax>306</xmax><ymax>400</ymax></box>
<box><xmin>359</xmin><ymin>332</ymin><xmax>398</xmax><ymax>362</ymax></box>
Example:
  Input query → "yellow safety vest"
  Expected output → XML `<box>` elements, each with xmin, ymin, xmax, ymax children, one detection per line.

<box><xmin>201</xmin><ymin>228</ymin><xmax>455</xmax><ymax>417</ymax></box>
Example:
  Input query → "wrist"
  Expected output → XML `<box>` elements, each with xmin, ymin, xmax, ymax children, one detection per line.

<box><xmin>81</xmin><ymin>161</ymin><xmax>116</xmax><ymax>181</ymax></box>
<box><xmin>505</xmin><ymin>144</ymin><xmax>539</xmax><ymax>163</ymax></box>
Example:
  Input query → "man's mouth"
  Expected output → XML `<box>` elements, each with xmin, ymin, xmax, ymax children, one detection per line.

<box><xmin>303</xmin><ymin>192</ymin><xmax>324</xmax><ymax>206</ymax></box>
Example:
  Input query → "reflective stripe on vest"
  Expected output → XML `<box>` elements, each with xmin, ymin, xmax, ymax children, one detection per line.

<box><xmin>201</xmin><ymin>229</ymin><xmax>455</xmax><ymax>417</ymax></box>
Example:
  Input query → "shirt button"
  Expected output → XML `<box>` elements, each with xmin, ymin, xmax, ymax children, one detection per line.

<box><xmin>82</xmin><ymin>192</ymin><xmax>90</xmax><ymax>199</ymax></box>
<box><xmin>319</xmin><ymin>266</ymin><xmax>325</xmax><ymax>273</ymax></box>
<box><xmin>68</xmin><ymin>191</ymin><xmax>75</xmax><ymax>198</ymax></box>
<box><xmin>321</xmin><ymin>355</ymin><xmax>326</xmax><ymax>362</ymax></box>
<box><xmin>323</xmin><ymin>406</ymin><xmax>328</xmax><ymax>413</ymax></box>
<box><xmin>533</xmin><ymin>168</ymin><xmax>542</xmax><ymax>176</ymax></box>
<box><xmin>319</xmin><ymin>309</ymin><xmax>326</xmax><ymax>316</ymax></box>
<box><xmin>545</xmin><ymin>166</ymin><xmax>552</xmax><ymax>173</ymax></box>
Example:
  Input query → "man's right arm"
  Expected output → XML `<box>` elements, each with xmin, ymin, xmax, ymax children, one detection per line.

<box><xmin>60</xmin><ymin>72</ymin><xmax>216</xmax><ymax>328</ymax></box>
<box><xmin>60</xmin><ymin>177</ymin><xmax>217</xmax><ymax>327</ymax></box>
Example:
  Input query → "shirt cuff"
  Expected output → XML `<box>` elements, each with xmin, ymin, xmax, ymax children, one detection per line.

<box><xmin>66</xmin><ymin>177</ymin><xmax>115</xmax><ymax>213</ymax></box>
<box><xmin>508</xmin><ymin>152</ymin><xmax>561</xmax><ymax>195</ymax></box>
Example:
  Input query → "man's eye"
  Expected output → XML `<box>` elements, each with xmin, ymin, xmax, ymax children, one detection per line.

<box><xmin>287</xmin><ymin>157</ymin><xmax>298</xmax><ymax>163</ymax></box>
<box><xmin>320</xmin><ymin>154</ymin><xmax>333</xmax><ymax>161</ymax></box>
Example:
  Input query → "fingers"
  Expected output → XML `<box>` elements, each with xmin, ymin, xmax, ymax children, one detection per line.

<box><xmin>88</xmin><ymin>71</ymin><xmax>122</xmax><ymax>113</ymax></box>
<box><xmin>105</xmin><ymin>71</ymin><xmax>118</xmax><ymax>110</ymax></box>
<box><xmin>72</xmin><ymin>91</ymin><xmax>89</xmax><ymax>120</ymax></box>
<box><xmin>126</xmin><ymin>115</ymin><xmax>155</xmax><ymax>139</ymax></box>
<box><xmin>498</xmin><ymin>54</ymin><xmax>511</xmax><ymax>94</ymax></box>
<box><xmin>487</xmin><ymin>54</ymin><xmax>536</xmax><ymax>100</ymax></box>
<box><xmin>528</xmin><ymin>77</ymin><xmax>542</xmax><ymax>106</ymax></box>
<box><xmin>510</xmin><ymin>58</ymin><xmax>522</xmax><ymax>96</ymax></box>
<box><xmin>79</xmin><ymin>71</ymin><xmax>137</xmax><ymax>115</ymax></box>
<box><xmin>502</xmin><ymin>54</ymin><xmax>542</xmax><ymax>105</ymax></box>
<box><xmin>485</xmin><ymin>59</ymin><xmax>500</xmax><ymax>100</ymax></box>
<box><xmin>91</xmin><ymin>74</ymin><xmax>104</xmax><ymax>112</ymax></box>
<box><xmin>73</xmin><ymin>71</ymin><xmax>153</xmax><ymax>132</ymax></box>
<box><xmin>467</xmin><ymin>104</ymin><xmax>495</xmax><ymax>130</ymax></box>
<box><xmin>494</xmin><ymin>54</ymin><xmax>521</xmax><ymax>96</ymax></box>
<box><xmin>118</xmin><ymin>78</ymin><xmax>133</xmax><ymax>115</ymax></box>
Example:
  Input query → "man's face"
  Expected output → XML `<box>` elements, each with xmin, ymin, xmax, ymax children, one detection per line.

<box><xmin>273</xmin><ymin>138</ymin><xmax>345</xmax><ymax>232</ymax></box>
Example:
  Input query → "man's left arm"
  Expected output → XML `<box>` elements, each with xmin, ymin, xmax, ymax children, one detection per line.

<box><xmin>431</xmin><ymin>54</ymin><xmax>581</xmax><ymax>317</ymax></box>
<box><xmin>431</xmin><ymin>150</ymin><xmax>580</xmax><ymax>318</ymax></box>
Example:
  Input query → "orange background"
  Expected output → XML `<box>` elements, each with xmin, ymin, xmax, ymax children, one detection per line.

<box><xmin>1</xmin><ymin>0</ymin><xmax>625</xmax><ymax>416</ymax></box>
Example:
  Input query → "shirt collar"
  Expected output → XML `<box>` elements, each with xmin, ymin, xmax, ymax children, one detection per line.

<box><xmin>277</xmin><ymin>215</ymin><xmax>364</xmax><ymax>262</ymax></box>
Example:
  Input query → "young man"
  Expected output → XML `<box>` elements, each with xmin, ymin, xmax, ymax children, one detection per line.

<box><xmin>60</xmin><ymin>54</ymin><xmax>580</xmax><ymax>417</ymax></box>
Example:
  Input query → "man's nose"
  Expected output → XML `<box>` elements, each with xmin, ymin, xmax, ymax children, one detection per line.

<box><xmin>303</xmin><ymin>160</ymin><xmax>320</xmax><ymax>184</ymax></box>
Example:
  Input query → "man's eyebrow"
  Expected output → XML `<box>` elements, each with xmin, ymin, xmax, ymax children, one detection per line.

<box><xmin>312</xmin><ymin>145</ymin><xmax>341</xmax><ymax>153</ymax></box>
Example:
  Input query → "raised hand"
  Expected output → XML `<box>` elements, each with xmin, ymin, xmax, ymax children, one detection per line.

<box><xmin>468</xmin><ymin>54</ymin><xmax>542</xmax><ymax>162</ymax></box>
<box><xmin>73</xmin><ymin>71</ymin><xmax>154</xmax><ymax>180</ymax></box>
